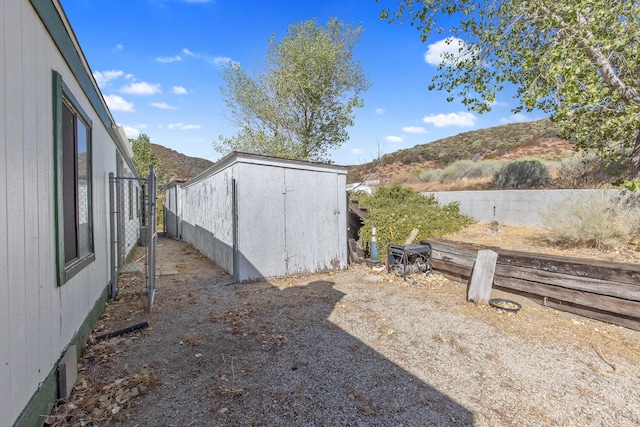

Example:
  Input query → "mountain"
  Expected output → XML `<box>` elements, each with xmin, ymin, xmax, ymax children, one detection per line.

<box><xmin>347</xmin><ymin>119</ymin><xmax>575</xmax><ymax>183</ymax></box>
<box><xmin>150</xmin><ymin>143</ymin><xmax>214</xmax><ymax>183</ymax></box>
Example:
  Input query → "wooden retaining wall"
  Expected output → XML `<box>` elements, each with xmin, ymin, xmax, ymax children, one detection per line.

<box><xmin>423</xmin><ymin>239</ymin><xmax>640</xmax><ymax>331</ymax></box>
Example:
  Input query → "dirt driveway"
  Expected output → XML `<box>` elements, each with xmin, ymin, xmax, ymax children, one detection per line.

<box><xmin>48</xmin><ymin>234</ymin><xmax>640</xmax><ymax>426</ymax></box>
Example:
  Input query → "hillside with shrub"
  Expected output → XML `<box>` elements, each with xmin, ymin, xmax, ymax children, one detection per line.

<box><xmin>347</xmin><ymin>119</ymin><xmax>580</xmax><ymax>189</ymax></box>
<box><xmin>151</xmin><ymin>143</ymin><xmax>214</xmax><ymax>183</ymax></box>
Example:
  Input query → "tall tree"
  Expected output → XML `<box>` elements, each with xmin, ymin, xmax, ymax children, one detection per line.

<box><xmin>215</xmin><ymin>18</ymin><xmax>370</xmax><ymax>162</ymax></box>
<box><xmin>379</xmin><ymin>1</ymin><xmax>640</xmax><ymax>183</ymax></box>
<box><xmin>130</xmin><ymin>133</ymin><xmax>161</xmax><ymax>179</ymax></box>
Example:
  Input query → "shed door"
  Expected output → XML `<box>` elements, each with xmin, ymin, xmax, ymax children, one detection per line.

<box><xmin>283</xmin><ymin>169</ymin><xmax>342</xmax><ymax>275</ymax></box>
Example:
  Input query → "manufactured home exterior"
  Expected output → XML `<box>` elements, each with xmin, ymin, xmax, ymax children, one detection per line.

<box><xmin>1</xmin><ymin>1</ymin><xmax>140</xmax><ymax>426</ymax></box>
<box><xmin>167</xmin><ymin>152</ymin><xmax>349</xmax><ymax>282</ymax></box>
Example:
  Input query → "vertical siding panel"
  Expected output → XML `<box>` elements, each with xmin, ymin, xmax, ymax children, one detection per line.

<box><xmin>5</xmin><ymin>0</ymin><xmax>28</xmax><ymax>417</ymax></box>
<box><xmin>0</xmin><ymin>0</ymin><xmax>9</xmax><ymax>423</ymax></box>
<box><xmin>237</xmin><ymin>165</ymin><xmax>286</xmax><ymax>280</ymax></box>
<box><xmin>336</xmin><ymin>173</ymin><xmax>348</xmax><ymax>269</ymax></box>
<box><xmin>21</xmin><ymin>0</ymin><xmax>41</xmax><ymax>393</ymax></box>
<box><xmin>35</xmin><ymin>8</ymin><xmax>55</xmax><ymax>377</ymax></box>
<box><xmin>283</xmin><ymin>169</ymin><xmax>340</xmax><ymax>274</ymax></box>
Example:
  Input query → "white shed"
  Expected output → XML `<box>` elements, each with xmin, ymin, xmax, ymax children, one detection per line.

<box><xmin>2</xmin><ymin>1</ymin><xmax>140</xmax><ymax>425</ymax></box>
<box><xmin>170</xmin><ymin>152</ymin><xmax>349</xmax><ymax>282</ymax></box>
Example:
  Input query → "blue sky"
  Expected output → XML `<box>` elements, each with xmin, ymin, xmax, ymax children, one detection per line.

<box><xmin>60</xmin><ymin>0</ymin><xmax>545</xmax><ymax>166</ymax></box>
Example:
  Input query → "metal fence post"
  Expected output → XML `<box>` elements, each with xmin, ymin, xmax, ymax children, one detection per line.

<box><xmin>109</xmin><ymin>172</ymin><xmax>118</xmax><ymax>299</ymax></box>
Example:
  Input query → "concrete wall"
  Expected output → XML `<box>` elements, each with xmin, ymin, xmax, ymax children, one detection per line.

<box><xmin>427</xmin><ymin>189</ymin><xmax>620</xmax><ymax>227</ymax></box>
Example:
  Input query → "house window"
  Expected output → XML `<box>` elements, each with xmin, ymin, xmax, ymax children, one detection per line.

<box><xmin>54</xmin><ymin>71</ymin><xmax>94</xmax><ymax>285</ymax></box>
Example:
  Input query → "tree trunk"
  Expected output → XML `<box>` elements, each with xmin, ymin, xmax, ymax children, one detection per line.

<box><xmin>630</xmin><ymin>127</ymin><xmax>640</xmax><ymax>180</ymax></box>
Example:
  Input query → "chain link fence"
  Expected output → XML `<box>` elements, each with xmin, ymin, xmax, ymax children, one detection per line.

<box><xmin>109</xmin><ymin>166</ymin><xmax>158</xmax><ymax>313</ymax></box>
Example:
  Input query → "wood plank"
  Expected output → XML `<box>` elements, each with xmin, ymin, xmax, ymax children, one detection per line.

<box><xmin>468</xmin><ymin>250</ymin><xmax>498</xmax><ymax>304</ymax></box>
<box><xmin>493</xmin><ymin>276</ymin><xmax>640</xmax><ymax>320</ymax></box>
<box><xmin>428</xmin><ymin>238</ymin><xmax>640</xmax><ymax>286</ymax></box>
<box><xmin>497</xmin><ymin>249</ymin><xmax>640</xmax><ymax>286</ymax></box>
<box><xmin>432</xmin><ymin>259</ymin><xmax>472</xmax><ymax>278</ymax></box>
<box><xmin>495</xmin><ymin>264</ymin><xmax>640</xmax><ymax>301</ymax></box>
<box><xmin>429</xmin><ymin>240</ymin><xmax>480</xmax><ymax>258</ymax></box>
<box><xmin>492</xmin><ymin>286</ymin><xmax>640</xmax><ymax>331</ymax></box>
<box><xmin>430</xmin><ymin>243</ymin><xmax>477</xmax><ymax>267</ymax></box>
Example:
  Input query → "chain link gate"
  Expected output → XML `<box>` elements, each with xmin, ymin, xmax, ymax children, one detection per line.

<box><xmin>109</xmin><ymin>165</ymin><xmax>158</xmax><ymax>313</ymax></box>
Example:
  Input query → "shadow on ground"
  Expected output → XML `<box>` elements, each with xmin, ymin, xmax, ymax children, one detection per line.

<box><xmin>100</xmin><ymin>237</ymin><xmax>474</xmax><ymax>426</ymax></box>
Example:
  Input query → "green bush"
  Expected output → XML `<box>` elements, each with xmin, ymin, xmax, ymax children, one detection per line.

<box><xmin>439</xmin><ymin>159</ymin><xmax>502</xmax><ymax>183</ymax></box>
<box><xmin>540</xmin><ymin>191</ymin><xmax>640</xmax><ymax>249</ymax></box>
<box><xmin>355</xmin><ymin>185</ymin><xmax>474</xmax><ymax>255</ymax></box>
<box><xmin>493</xmin><ymin>159</ymin><xmax>551</xmax><ymax>189</ymax></box>
<box><xmin>418</xmin><ymin>169</ymin><xmax>439</xmax><ymax>182</ymax></box>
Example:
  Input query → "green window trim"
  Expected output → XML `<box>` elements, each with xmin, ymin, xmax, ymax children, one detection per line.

<box><xmin>53</xmin><ymin>70</ymin><xmax>95</xmax><ymax>286</ymax></box>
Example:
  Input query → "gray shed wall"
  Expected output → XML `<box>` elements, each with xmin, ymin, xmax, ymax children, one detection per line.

<box><xmin>177</xmin><ymin>154</ymin><xmax>348</xmax><ymax>282</ymax></box>
<box><xmin>181</xmin><ymin>167</ymin><xmax>235</xmax><ymax>274</ymax></box>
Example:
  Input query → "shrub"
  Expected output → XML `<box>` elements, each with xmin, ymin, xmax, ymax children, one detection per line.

<box><xmin>356</xmin><ymin>185</ymin><xmax>474</xmax><ymax>255</ymax></box>
<box><xmin>540</xmin><ymin>191</ymin><xmax>640</xmax><ymax>249</ymax></box>
<box><xmin>493</xmin><ymin>159</ymin><xmax>551</xmax><ymax>189</ymax></box>
<box><xmin>418</xmin><ymin>169</ymin><xmax>439</xmax><ymax>182</ymax></box>
<box><xmin>439</xmin><ymin>159</ymin><xmax>502</xmax><ymax>183</ymax></box>
<box><xmin>555</xmin><ymin>151</ymin><xmax>622</xmax><ymax>189</ymax></box>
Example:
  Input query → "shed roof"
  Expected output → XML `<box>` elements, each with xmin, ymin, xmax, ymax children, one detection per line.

<box><xmin>183</xmin><ymin>151</ymin><xmax>348</xmax><ymax>188</ymax></box>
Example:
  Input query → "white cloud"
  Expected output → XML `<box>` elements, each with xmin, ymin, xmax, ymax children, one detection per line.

<box><xmin>499</xmin><ymin>113</ymin><xmax>530</xmax><ymax>124</ymax></box>
<box><xmin>375</xmin><ymin>108</ymin><xmax>386</xmax><ymax>115</ymax></box>
<box><xmin>104</xmin><ymin>94</ymin><xmax>135</xmax><ymax>112</ymax></box>
<box><xmin>114</xmin><ymin>44</ymin><xmax>123</xmax><ymax>51</ymax></box>
<box><xmin>93</xmin><ymin>70</ymin><xmax>124</xmax><ymax>87</ymax></box>
<box><xmin>350</xmin><ymin>148</ymin><xmax>363</xmax><ymax>155</ymax></box>
<box><xmin>385</xmin><ymin>135</ymin><xmax>403</xmax><ymax>143</ymax></box>
<box><xmin>182</xmin><ymin>0</ymin><xmax>211</xmax><ymax>3</ymax></box>
<box><xmin>424</xmin><ymin>37</ymin><xmax>473</xmax><ymax>66</ymax></box>
<box><xmin>167</xmin><ymin>122</ymin><xmax>201</xmax><ymax>130</ymax></box>
<box><xmin>151</xmin><ymin>102</ymin><xmax>178</xmax><ymax>110</ymax></box>
<box><xmin>120</xmin><ymin>82</ymin><xmax>161</xmax><ymax>96</ymax></box>
<box><xmin>212</xmin><ymin>56</ymin><xmax>233</xmax><ymax>66</ymax></box>
<box><xmin>156</xmin><ymin>55</ymin><xmax>182</xmax><ymax>63</ymax></box>
<box><xmin>172</xmin><ymin>86</ymin><xmax>188</xmax><ymax>94</ymax></box>
<box><xmin>182</xmin><ymin>48</ymin><xmax>198</xmax><ymax>57</ymax></box>
<box><xmin>402</xmin><ymin>126</ymin><xmax>428</xmax><ymax>134</ymax></box>
<box><xmin>121</xmin><ymin>125</ymin><xmax>140</xmax><ymax>138</ymax></box>
<box><xmin>423</xmin><ymin>111</ymin><xmax>476</xmax><ymax>127</ymax></box>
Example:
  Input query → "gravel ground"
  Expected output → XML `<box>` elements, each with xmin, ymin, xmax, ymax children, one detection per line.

<box><xmin>48</xmin><ymin>235</ymin><xmax>640</xmax><ymax>427</ymax></box>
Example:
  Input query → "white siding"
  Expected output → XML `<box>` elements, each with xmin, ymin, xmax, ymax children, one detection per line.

<box><xmin>22</xmin><ymin>1</ymin><xmax>41</xmax><ymax>414</ymax></box>
<box><xmin>1</xmin><ymin>2</ymin><xmax>130</xmax><ymax>425</ymax></box>
<box><xmin>0</xmin><ymin>0</ymin><xmax>9</xmax><ymax>423</ymax></box>
<box><xmin>6</xmin><ymin>0</ymin><xmax>29</xmax><ymax>416</ymax></box>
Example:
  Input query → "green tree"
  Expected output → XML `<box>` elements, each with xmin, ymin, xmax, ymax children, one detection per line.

<box><xmin>379</xmin><ymin>1</ymin><xmax>640</xmax><ymax>183</ymax></box>
<box><xmin>130</xmin><ymin>133</ymin><xmax>161</xmax><ymax>179</ymax></box>
<box><xmin>215</xmin><ymin>18</ymin><xmax>370</xmax><ymax>162</ymax></box>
